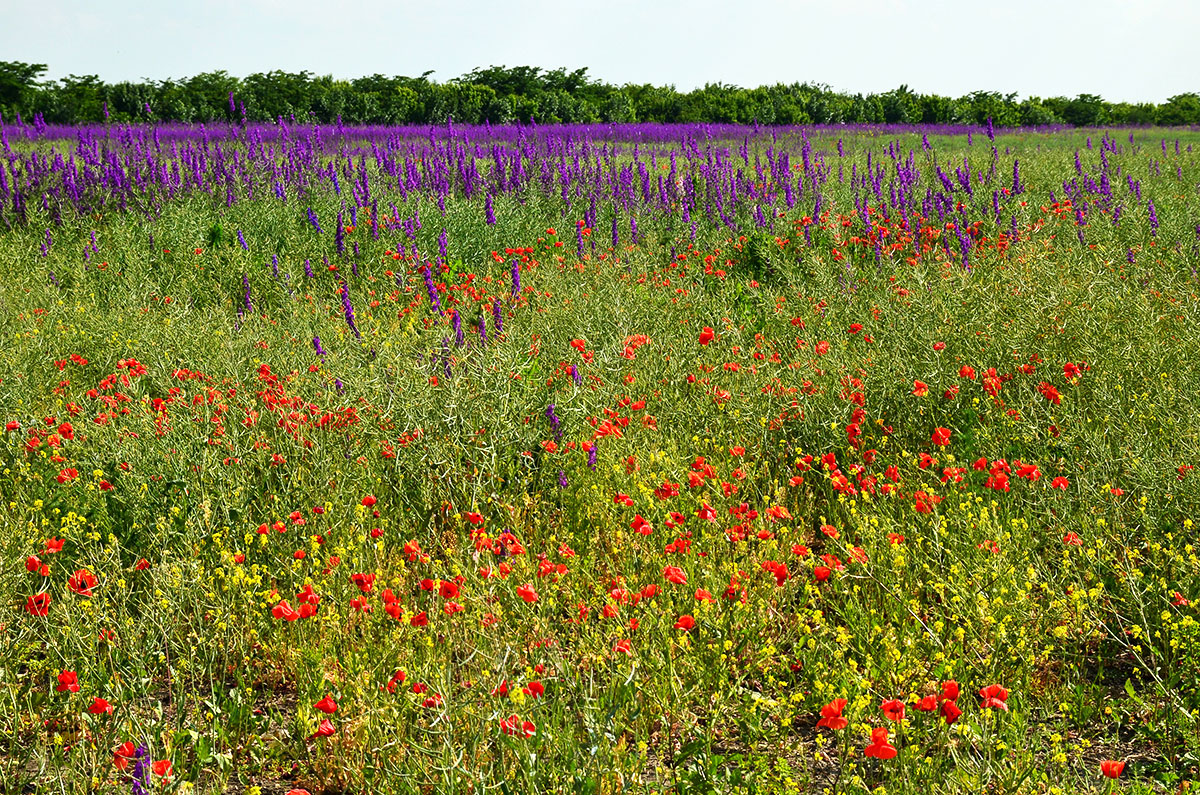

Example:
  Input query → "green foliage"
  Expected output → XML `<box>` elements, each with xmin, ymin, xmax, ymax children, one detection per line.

<box><xmin>5</xmin><ymin>61</ymin><xmax>1199</xmax><ymax>127</ymax></box>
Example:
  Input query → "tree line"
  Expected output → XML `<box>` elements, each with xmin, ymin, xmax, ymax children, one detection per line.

<box><xmin>1</xmin><ymin>62</ymin><xmax>1197</xmax><ymax>127</ymax></box>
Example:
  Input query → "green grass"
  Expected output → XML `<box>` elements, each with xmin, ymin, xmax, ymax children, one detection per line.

<box><xmin>1</xmin><ymin>126</ymin><xmax>1199</xmax><ymax>794</ymax></box>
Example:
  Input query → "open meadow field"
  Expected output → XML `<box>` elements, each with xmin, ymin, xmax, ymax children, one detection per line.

<box><xmin>1</xmin><ymin>119</ymin><xmax>1199</xmax><ymax>794</ymax></box>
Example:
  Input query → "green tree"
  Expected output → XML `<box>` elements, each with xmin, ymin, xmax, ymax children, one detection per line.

<box><xmin>243</xmin><ymin>71</ymin><xmax>314</xmax><ymax>121</ymax></box>
<box><xmin>0</xmin><ymin>61</ymin><xmax>46</xmax><ymax>118</ymax></box>
<box><xmin>49</xmin><ymin>74</ymin><xmax>106</xmax><ymax>123</ymax></box>
<box><xmin>1157</xmin><ymin>93</ymin><xmax>1200</xmax><ymax>125</ymax></box>
<box><xmin>881</xmin><ymin>85</ymin><xmax>921</xmax><ymax>124</ymax></box>
<box><xmin>1062</xmin><ymin>93</ymin><xmax>1106</xmax><ymax>126</ymax></box>
<box><xmin>1017</xmin><ymin>97</ymin><xmax>1062</xmax><ymax>126</ymax></box>
<box><xmin>182</xmin><ymin>71</ymin><xmax>241</xmax><ymax>121</ymax></box>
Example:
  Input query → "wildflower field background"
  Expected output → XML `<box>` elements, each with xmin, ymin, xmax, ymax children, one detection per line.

<box><xmin>1</xmin><ymin>118</ymin><xmax>1199</xmax><ymax>794</ymax></box>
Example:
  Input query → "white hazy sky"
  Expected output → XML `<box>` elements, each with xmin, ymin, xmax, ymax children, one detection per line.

<box><xmin>2</xmin><ymin>0</ymin><xmax>1195</xmax><ymax>103</ymax></box>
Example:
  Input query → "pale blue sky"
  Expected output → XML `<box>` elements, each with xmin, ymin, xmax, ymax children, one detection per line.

<box><xmin>2</xmin><ymin>0</ymin><xmax>1195</xmax><ymax>103</ymax></box>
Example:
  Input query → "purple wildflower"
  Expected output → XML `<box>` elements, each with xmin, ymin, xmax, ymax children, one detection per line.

<box><xmin>131</xmin><ymin>745</ymin><xmax>151</xmax><ymax>795</ymax></box>
<box><xmin>341</xmin><ymin>282</ymin><xmax>361</xmax><ymax>340</ymax></box>
<box><xmin>423</xmin><ymin>265</ymin><xmax>442</xmax><ymax>313</ymax></box>
<box><xmin>546</xmin><ymin>403</ymin><xmax>562</xmax><ymax>441</ymax></box>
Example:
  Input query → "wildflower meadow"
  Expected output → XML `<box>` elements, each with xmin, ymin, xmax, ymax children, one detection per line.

<box><xmin>1</xmin><ymin>117</ymin><xmax>1199</xmax><ymax>794</ymax></box>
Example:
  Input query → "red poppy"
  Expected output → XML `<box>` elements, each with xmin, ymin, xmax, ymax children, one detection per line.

<box><xmin>112</xmin><ymin>741</ymin><xmax>136</xmax><ymax>770</ymax></box>
<box><xmin>56</xmin><ymin>670</ymin><xmax>80</xmax><ymax>693</ymax></box>
<box><xmin>313</xmin><ymin>695</ymin><xmax>338</xmax><ymax>714</ymax></box>
<box><xmin>151</xmin><ymin>759</ymin><xmax>172</xmax><ymax>778</ymax></box>
<box><xmin>88</xmin><ymin>697</ymin><xmax>113</xmax><ymax>714</ymax></box>
<box><xmin>517</xmin><ymin>583</ymin><xmax>539</xmax><ymax>602</ymax></box>
<box><xmin>361</xmin><ymin>495</ymin><xmax>377</xmax><ymax>507</ymax></box>
<box><xmin>26</xmin><ymin>592</ymin><xmax>51</xmax><ymax>616</ymax></box>
<box><xmin>940</xmin><ymin>680</ymin><xmax>960</xmax><ymax>702</ymax></box>
<box><xmin>931</xmin><ymin>427</ymin><xmax>951</xmax><ymax>446</ymax></box>
<box><xmin>817</xmin><ymin>698</ymin><xmax>848</xmax><ymax>730</ymax></box>
<box><xmin>410</xmin><ymin>611</ymin><xmax>429</xmax><ymax>627</ymax></box>
<box><xmin>863</xmin><ymin>726</ymin><xmax>897</xmax><ymax>759</ymax></box>
<box><xmin>312</xmin><ymin>718</ymin><xmax>335</xmax><ymax>738</ymax></box>
<box><xmin>500</xmin><ymin>714</ymin><xmax>536</xmax><ymax>737</ymax></box>
<box><xmin>940</xmin><ymin>699</ymin><xmax>963</xmax><ymax>725</ymax></box>
<box><xmin>699</xmin><ymin>327</ymin><xmax>715</xmax><ymax>346</ymax></box>
<box><xmin>272</xmin><ymin>600</ymin><xmax>300</xmax><ymax>621</ymax></box>
<box><xmin>880</xmin><ymin>699</ymin><xmax>905</xmax><ymax>722</ymax></box>
<box><xmin>979</xmin><ymin>684</ymin><xmax>1009</xmax><ymax>711</ymax></box>
<box><xmin>1038</xmin><ymin>382</ymin><xmax>1061</xmax><ymax>404</ymax></box>
<box><xmin>383</xmin><ymin>669</ymin><xmax>407</xmax><ymax>693</ymax></box>
<box><xmin>673</xmin><ymin>615</ymin><xmax>696</xmax><ymax>631</ymax></box>
<box><xmin>69</xmin><ymin>569</ymin><xmax>98</xmax><ymax>597</ymax></box>
<box><xmin>663</xmin><ymin>565</ymin><xmax>688</xmax><ymax>585</ymax></box>
<box><xmin>913</xmin><ymin>695</ymin><xmax>938</xmax><ymax>712</ymax></box>
<box><xmin>523</xmin><ymin>680</ymin><xmax>545</xmax><ymax>699</ymax></box>
<box><xmin>1100</xmin><ymin>760</ymin><xmax>1125</xmax><ymax>779</ymax></box>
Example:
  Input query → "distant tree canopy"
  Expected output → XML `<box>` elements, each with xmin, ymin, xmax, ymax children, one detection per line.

<box><xmin>0</xmin><ymin>62</ymin><xmax>1196</xmax><ymax>127</ymax></box>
